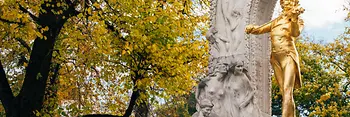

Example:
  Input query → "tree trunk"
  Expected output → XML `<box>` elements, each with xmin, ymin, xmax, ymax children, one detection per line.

<box><xmin>134</xmin><ymin>100</ymin><xmax>149</xmax><ymax>117</ymax></box>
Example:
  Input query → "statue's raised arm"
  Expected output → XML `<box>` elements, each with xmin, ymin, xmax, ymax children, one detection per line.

<box><xmin>245</xmin><ymin>22</ymin><xmax>272</xmax><ymax>35</ymax></box>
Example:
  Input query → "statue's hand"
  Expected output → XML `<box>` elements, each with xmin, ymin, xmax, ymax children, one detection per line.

<box><xmin>245</xmin><ymin>24</ymin><xmax>255</xmax><ymax>34</ymax></box>
<box><xmin>298</xmin><ymin>18</ymin><xmax>304</xmax><ymax>31</ymax></box>
<box><xmin>291</xmin><ymin>6</ymin><xmax>304</xmax><ymax>15</ymax></box>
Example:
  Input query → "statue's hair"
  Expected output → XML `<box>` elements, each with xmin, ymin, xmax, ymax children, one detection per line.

<box><xmin>280</xmin><ymin>0</ymin><xmax>299</xmax><ymax>6</ymax></box>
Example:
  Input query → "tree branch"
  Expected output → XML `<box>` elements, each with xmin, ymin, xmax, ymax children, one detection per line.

<box><xmin>95</xmin><ymin>3</ymin><xmax>126</xmax><ymax>42</ymax></box>
<box><xmin>329</xmin><ymin>60</ymin><xmax>346</xmax><ymax>73</ymax></box>
<box><xmin>0</xmin><ymin>60</ymin><xmax>15</xmax><ymax>114</ymax></box>
<box><xmin>51</xmin><ymin>63</ymin><xmax>60</xmax><ymax>85</ymax></box>
<box><xmin>62</xmin><ymin>0</ymin><xmax>80</xmax><ymax>18</ymax></box>
<box><xmin>0</xmin><ymin>17</ymin><xmax>25</xmax><ymax>25</ymax></box>
<box><xmin>103</xmin><ymin>0</ymin><xmax>120</xmax><ymax>14</ymax></box>
<box><xmin>15</xmin><ymin>38</ymin><xmax>31</xmax><ymax>52</ymax></box>
<box><xmin>104</xmin><ymin>59</ymin><xmax>130</xmax><ymax>69</ymax></box>
<box><xmin>18</xmin><ymin>4</ymin><xmax>39</xmax><ymax>23</ymax></box>
<box><xmin>105</xmin><ymin>21</ymin><xmax>126</xmax><ymax>41</ymax></box>
<box><xmin>123</xmin><ymin>88</ymin><xmax>140</xmax><ymax>117</ymax></box>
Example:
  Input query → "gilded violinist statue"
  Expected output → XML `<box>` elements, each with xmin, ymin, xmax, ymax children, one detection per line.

<box><xmin>245</xmin><ymin>0</ymin><xmax>304</xmax><ymax>117</ymax></box>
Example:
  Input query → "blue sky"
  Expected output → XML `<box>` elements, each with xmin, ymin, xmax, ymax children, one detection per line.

<box><xmin>273</xmin><ymin>0</ymin><xmax>349</xmax><ymax>43</ymax></box>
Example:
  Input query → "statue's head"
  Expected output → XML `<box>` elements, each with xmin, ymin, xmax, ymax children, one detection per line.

<box><xmin>235</xmin><ymin>60</ymin><xmax>244</xmax><ymax>74</ymax></box>
<box><xmin>199</xmin><ymin>98</ymin><xmax>214</xmax><ymax>117</ymax></box>
<box><xmin>280</xmin><ymin>0</ymin><xmax>298</xmax><ymax>11</ymax></box>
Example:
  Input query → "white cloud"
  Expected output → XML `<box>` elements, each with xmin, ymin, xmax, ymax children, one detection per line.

<box><xmin>273</xmin><ymin>0</ymin><xmax>348</xmax><ymax>30</ymax></box>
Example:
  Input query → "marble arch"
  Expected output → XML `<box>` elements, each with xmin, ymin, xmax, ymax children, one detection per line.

<box><xmin>245</xmin><ymin>0</ymin><xmax>278</xmax><ymax>114</ymax></box>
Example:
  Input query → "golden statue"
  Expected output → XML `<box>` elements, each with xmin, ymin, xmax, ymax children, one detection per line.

<box><xmin>245</xmin><ymin>0</ymin><xmax>304</xmax><ymax>117</ymax></box>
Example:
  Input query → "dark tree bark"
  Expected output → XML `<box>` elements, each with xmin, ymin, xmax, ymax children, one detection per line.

<box><xmin>0</xmin><ymin>61</ymin><xmax>16</xmax><ymax>116</ymax></box>
<box><xmin>134</xmin><ymin>99</ymin><xmax>149</xmax><ymax>117</ymax></box>
<box><xmin>41</xmin><ymin>63</ymin><xmax>61</xmax><ymax>115</ymax></box>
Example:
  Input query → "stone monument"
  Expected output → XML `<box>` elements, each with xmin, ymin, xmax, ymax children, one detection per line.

<box><xmin>192</xmin><ymin>0</ymin><xmax>282</xmax><ymax>116</ymax></box>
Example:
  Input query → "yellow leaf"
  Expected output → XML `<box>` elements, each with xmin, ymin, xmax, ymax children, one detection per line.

<box><xmin>122</xmin><ymin>50</ymin><xmax>126</xmax><ymax>55</ymax></box>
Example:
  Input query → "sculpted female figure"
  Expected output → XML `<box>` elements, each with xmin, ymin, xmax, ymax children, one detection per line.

<box><xmin>222</xmin><ymin>60</ymin><xmax>259</xmax><ymax>117</ymax></box>
<box><xmin>195</xmin><ymin>69</ymin><xmax>226</xmax><ymax>116</ymax></box>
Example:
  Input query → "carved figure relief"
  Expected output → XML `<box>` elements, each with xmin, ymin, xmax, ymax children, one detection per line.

<box><xmin>235</xmin><ymin>61</ymin><xmax>267</xmax><ymax>117</ymax></box>
<box><xmin>192</xmin><ymin>99</ymin><xmax>219</xmax><ymax>117</ymax></box>
<box><xmin>195</xmin><ymin>57</ymin><xmax>269</xmax><ymax>117</ymax></box>
<box><xmin>208</xmin><ymin>0</ymin><xmax>246</xmax><ymax>57</ymax></box>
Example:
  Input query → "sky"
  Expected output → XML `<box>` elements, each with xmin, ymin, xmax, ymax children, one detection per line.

<box><xmin>273</xmin><ymin>0</ymin><xmax>349</xmax><ymax>43</ymax></box>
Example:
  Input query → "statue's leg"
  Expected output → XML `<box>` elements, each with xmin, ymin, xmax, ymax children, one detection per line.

<box><xmin>281</xmin><ymin>57</ymin><xmax>297</xmax><ymax>117</ymax></box>
<box><xmin>270</xmin><ymin>55</ymin><xmax>284</xmax><ymax>94</ymax></box>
